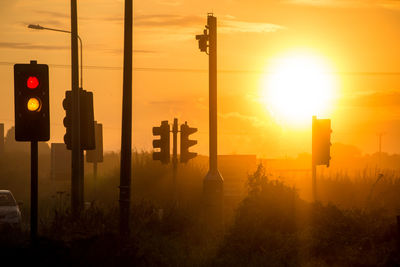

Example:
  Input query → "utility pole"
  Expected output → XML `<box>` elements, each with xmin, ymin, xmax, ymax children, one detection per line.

<box><xmin>119</xmin><ymin>0</ymin><xmax>133</xmax><ymax>236</ymax></box>
<box><xmin>71</xmin><ymin>0</ymin><xmax>82</xmax><ymax>214</ymax></box>
<box><xmin>312</xmin><ymin>116</ymin><xmax>317</xmax><ymax>202</ymax></box>
<box><xmin>0</xmin><ymin>123</ymin><xmax>4</xmax><ymax>155</ymax></box>
<box><xmin>197</xmin><ymin>14</ymin><xmax>224</xmax><ymax>229</ymax></box>
<box><xmin>172</xmin><ymin>118</ymin><xmax>178</xmax><ymax>204</ymax></box>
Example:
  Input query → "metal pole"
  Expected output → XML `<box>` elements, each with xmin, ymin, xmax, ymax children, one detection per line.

<box><xmin>209</xmin><ymin>14</ymin><xmax>218</xmax><ymax>174</ymax></box>
<box><xmin>119</xmin><ymin>0</ymin><xmax>133</xmax><ymax>236</ymax></box>
<box><xmin>78</xmin><ymin>36</ymin><xmax>83</xmax><ymax>88</ymax></box>
<box><xmin>28</xmin><ymin>25</ymin><xmax>83</xmax><ymax>88</ymax></box>
<box><xmin>0</xmin><ymin>123</ymin><xmax>4</xmax><ymax>155</ymax></box>
<box><xmin>172</xmin><ymin>118</ymin><xmax>178</xmax><ymax>204</ymax></box>
<box><xmin>203</xmin><ymin>14</ymin><xmax>224</xmax><ymax>229</ymax></box>
<box><xmin>80</xmin><ymin>147</ymin><xmax>84</xmax><ymax>207</ymax></box>
<box><xmin>312</xmin><ymin>116</ymin><xmax>317</xmax><ymax>202</ymax></box>
<box><xmin>93</xmin><ymin>161</ymin><xmax>97</xmax><ymax>199</ymax></box>
<box><xmin>312</xmin><ymin>162</ymin><xmax>317</xmax><ymax>202</ymax></box>
<box><xmin>30</xmin><ymin>141</ymin><xmax>38</xmax><ymax>244</ymax></box>
<box><xmin>71</xmin><ymin>0</ymin><xmax>82</xmax><ymax>214</ymax></box>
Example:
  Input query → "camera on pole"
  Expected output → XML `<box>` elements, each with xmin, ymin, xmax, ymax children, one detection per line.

<box><xmin>180</xmin><ymin>122</ymin><xmax>197</xmax><ymax>163</ymax></box>
<box><xmin>14</xmin><ymin>61</ymin><xmax>50</xmax><ymax>141</ymax></box>
<box><xmin>152</xmin><ymin>120</ymin><xmax>170</xmax><ymax>164</ymax></box>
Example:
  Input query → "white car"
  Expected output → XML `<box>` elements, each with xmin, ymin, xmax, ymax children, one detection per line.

<box><xmin>0</xmin><ymin>190</ymin><xmax>22</xmax><ymax>228</ymax></box>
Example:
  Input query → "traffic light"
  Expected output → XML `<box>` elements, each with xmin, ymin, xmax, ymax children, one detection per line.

<box><xmin>80</xmin><ymin>89</ymin><xmax>95</xmax><ymax>150</ymax></box>
<box><xmin>195</xmin><ymin>29</ymin><xmax>208</xmax><ymax>53</ymax></box>
<box><xmin>180</xmin><ymin>122</ymin><xmax>197</xmax><ymax>163</ymax></box>
<box><xmin>62</xmin><ymin>89</ymin><xmax>95</xmax><ymax>150</ymax></box>
<box><xmin>312</xmin><ymin>116</ymin><xmax>332</xmax><ymax>167</ymax></box>
<box><xmin>152</xmin><ymin>120</ymin><xmax>170</xmax><ymax>164</ymax></box>
<box><xmin>63</xmin><ymin>91</ymin><xmax>72</xmax><ymax>149</ymax></box>
<box><xmin>14</xmin><ymin>61</ymin><xmax>49</xmax><ymax>141</ymax></box>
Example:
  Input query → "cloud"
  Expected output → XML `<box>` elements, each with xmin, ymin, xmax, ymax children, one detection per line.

<box><xmin>220</xmin><ymin>20</ymin><xmax>286</xmax><ymax>33</ymax></box>
<box><xmin>100</xmin><ymin>48</ymin><xmax>158</xmax><ymax>54</ymax></box>
<box><xmin>30</xmin><ymin>10</ymin><xmax>285</xmax><ymax>34</ymax></box>
<box><xmin>33</xmin><ymin>10</ymin><xmax>123</xmax><ymax>24</ymax></box>
<box><xmin>284</xmin><ymin>0</ymin><xmax>400</xmax><ymax>9</ymax></box>
<box><xmin>342</xmin><ymin>91</ymin><xmax>400</xmax><ymax>107</ymax></box>
<box><xmin>134</xmin><ymin>13</ymin><xmax>285</xmax><ymax>33</ymax></box>
<box><xmin>135</xmin><ymin>14</ymin><xmax>203</xmax><ymax>27</ymax></box>
<box><xmin>148</xmin><ymin>100</ymin><xmax>185</xmax><ymax>105</ymax></box>
<box><xmin>0</xmin><ymin>42</ymin><xmax>68</xmax><ymax>50</ymax></box>
<box><xmin>219</xmin><ymin>112</ymin><xmax>269</xmax><ymax>128</ymax></box>
<box><xmin>157</xmin><ymin>0</ymin><xmax>182</xmax><ymax>6</ymax></box>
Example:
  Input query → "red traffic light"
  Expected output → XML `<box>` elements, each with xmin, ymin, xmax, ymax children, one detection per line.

<box><xmin>27</xmin><ymin>76</ymin><xmax>39</xmax><ymax>89</ymax></box>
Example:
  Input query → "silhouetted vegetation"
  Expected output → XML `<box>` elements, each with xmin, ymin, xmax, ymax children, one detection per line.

<box><xmin>215</xmin><ymin>165</ymin><xmax>400</xmax><ymax>266</ymax></box>
<box><xmin>1</xmin><ymin>150</ymin><xmax>400</xmax><ymax>265</ymax></box>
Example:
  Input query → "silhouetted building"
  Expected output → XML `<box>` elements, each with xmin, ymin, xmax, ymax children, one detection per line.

<box><xmin>219</xmin><ymin>154</ymin><xmax>257</xmax><ymax>199</ymax></box>
<box><xmin>4</xmin><ymin>126</ymin><xmax>50</xmax><ymax>155</ymax></box>
<box><xmin>51</xmin><ymin>143</ymin><xmax>71</xmax><ymax>181</ymax></box>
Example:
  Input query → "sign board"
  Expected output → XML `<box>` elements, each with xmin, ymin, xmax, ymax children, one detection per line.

<box><xmin>312</xmin><ymin>116</ymin><xmax>332</xmax><ymax>167</ymax></box>
<box><xmin>86</xmin><ymin>122</ymin><xmax>103</xmax><ymax>163</ymax></box>
<box><xmin>51</xmin><ymin>143</ymin><xmax>71</xmax><ymax>180</ymax></box>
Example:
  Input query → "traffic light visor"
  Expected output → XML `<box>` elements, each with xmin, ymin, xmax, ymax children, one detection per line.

<box><xmin>27</xmin><ymin>76</ymin><xmax>39</xmax><ymax>89</ymax></box>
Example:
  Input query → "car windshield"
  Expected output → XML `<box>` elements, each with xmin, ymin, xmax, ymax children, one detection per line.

<box><xmin>0</xmin><ymin>193</ymin><xmax>16</xmax><ymax>206</ymax></box>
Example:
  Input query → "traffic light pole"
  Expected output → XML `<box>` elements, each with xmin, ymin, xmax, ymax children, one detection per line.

<box><xmin>93</xmin><ymin>160</ymin><xmax>97</xmax><ymax>199</ymax></box>
<box><xmin>312</xmin><ymin>160</ymin><xmax>317</xmax><ymax>202</ymax></box>
<box><xmin>312</xmin><ymin>116</ymin><xmax>317</xmax><ymax>202</ymax></box>
<box><xmin>71</xmin><ymin>0</ymin><xmax>82</xmax><ymax>215</ymax></box>
<box><xmin>30</xmin><ymin>141</ymin><xmax>38</xmax><ymax>244</ymax></box>
<box><xmin>203</xmin><ymin>14</ymin><xmax>224</xmax><ymax>229</ymax></box>
<box><xmin>172</xmin><ymin>118</ymin><xmax>178</xmax><ymax>204</ymax></box>
<box><xmin>119</xmin><ymin>0</ymin><xmax>133</xmax><ymax>236</ymax></box>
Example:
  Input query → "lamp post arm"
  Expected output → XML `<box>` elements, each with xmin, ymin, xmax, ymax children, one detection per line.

<box><xmin>28</xmin><ymin>25</ymin><xmax>83</xmax><ymax>87</ymax></box>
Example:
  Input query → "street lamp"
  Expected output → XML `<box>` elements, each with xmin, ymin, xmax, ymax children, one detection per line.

<box><xmin>28</xmin><ymin>24</ymin><xmax>84</xmax><ymax>88</ymax></box>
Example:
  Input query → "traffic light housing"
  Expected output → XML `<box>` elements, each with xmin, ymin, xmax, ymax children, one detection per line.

<box><xmin>153</xmin><ymin>120</ymin><xmax>170</xmax><ymax>164</ymax></box>
<box><xmin>80</xmin><ymin>89</ymin><xmax>95</xmax><ymax>150</ymax></box>
<box><xmin>180</xmin><ymin>122</ymin><xmax>197</xmax><ymax>163</ymax></box>
<box><xmin>63</xmin><ymin>90</ymin><xmax>72</xmax><ymax>148</ymax></box>
<box><xmin>62</xmin><ymin>89</ymin><xmax>95</xmax><ymax>150</ymax></box>
<box><xmin>14</xmin><ymin>61</ymin><xmax>50</xmax><ymax>141</ymax></box>
<box><xmin>312</xmin><ymin>116</ymin><xmax>332</xmax><ymax>167</ymax></box>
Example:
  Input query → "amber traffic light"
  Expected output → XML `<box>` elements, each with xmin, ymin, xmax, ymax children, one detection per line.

<box><xmin>14</xmin><ymin>61</ymin><xmax>49</xmax><ymax>141</ymax></box>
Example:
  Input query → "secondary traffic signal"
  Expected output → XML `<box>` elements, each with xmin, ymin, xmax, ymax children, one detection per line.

<box><xmin>152</xmin><ymin>120</ymin><xmax>170</xmax><ymax>164</ymax></box>
<box><xmin>80</xmin><ymin>89</ymin><xmax>95</xmax><ymax>150</ymax></box>
<box><xmin>312</xmin><ymin>116</ymin><xmax>332</xmax><ymax>167</ymax></box>
<box><xmin>62</xmin><ymin>89</ymin><xmax>95</xmax><ymax>150</ymax></box>
<box><xmin>63</xmin><ymin>91</ymin><xmax>72</xmax><ymax>148</ymax></box>
<box><xmin>14</xmin><ymin>61</ymin><xmax>50</xmax><ymax>141</ymax></box>
<box><xmin>180</xmin><ymin>122</ymin><xmax>197</xmax><ymax>163</ymax></box>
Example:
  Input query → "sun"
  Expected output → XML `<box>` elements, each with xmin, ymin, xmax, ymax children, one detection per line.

<box><xmin>261</xmin><ymin>52</ymin><xmax>336</xmax><ymax>126</ymax></box>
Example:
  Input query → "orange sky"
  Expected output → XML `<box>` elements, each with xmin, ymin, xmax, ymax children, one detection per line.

<box><xmin>2</xmin><ymin>0</ymin><xmax>400</xmax><ymax>157</ymax></box>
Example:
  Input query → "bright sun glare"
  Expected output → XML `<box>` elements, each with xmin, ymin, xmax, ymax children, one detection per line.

<box><xmin>261</xmin><ymin>52</ymin><xmax>336</xmax><ymax>126</ymax></box>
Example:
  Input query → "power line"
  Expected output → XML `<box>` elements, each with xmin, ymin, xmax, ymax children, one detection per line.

<box><xmin>2</xmin><ymin>61</ymin><xmax>400</xmax><ymax>75</ymax></box>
